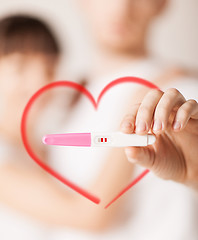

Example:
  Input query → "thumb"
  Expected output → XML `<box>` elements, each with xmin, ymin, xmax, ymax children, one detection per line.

<box><xmin>125</xmin><ymin>146</ymin><xmax>155</xmax><ymax>170</ymax></box>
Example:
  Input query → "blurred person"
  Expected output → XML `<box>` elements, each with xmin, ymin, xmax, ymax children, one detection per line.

<box><xmin>47</xmin><ymin>0</ymin><xmax>198</xmax><ymax>239</ymax></box>
<box><xmin>0</xmin><ymin>15</ymin><xmax>64</xmax><ymax>239</ymax></box>
<box><xmin>0</xmin><ymin>13</ymin><xmax>130</xmax><ymax>240</ymax></box>
<box><xmin>0</xmin><ymin>2</ymin><xmax>197</xmax><ymax>240</ymax></box>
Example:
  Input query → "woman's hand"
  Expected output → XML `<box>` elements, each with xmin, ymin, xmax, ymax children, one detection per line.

<box><xmin>121</xmin><ymin>88</ymin><xmax>198</xmax><ymax>189</ymax></box>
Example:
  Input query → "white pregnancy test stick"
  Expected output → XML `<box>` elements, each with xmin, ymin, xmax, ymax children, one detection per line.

<box><xmin>43</xmin><ymin>132</ymin><xmax>156</xmax><ymax>147</ymax></box>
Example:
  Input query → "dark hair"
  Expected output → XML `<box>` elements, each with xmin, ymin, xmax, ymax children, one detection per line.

<box><xmin>0</xmin><ymin>15</ymin><xmax>60</xmax><ymax>56</ymax></box>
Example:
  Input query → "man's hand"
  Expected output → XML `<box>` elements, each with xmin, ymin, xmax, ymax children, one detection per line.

<box><xmin>121</xmin><ymin>88</ymin><xmax>198</xmax><ymax>188</ymax></box>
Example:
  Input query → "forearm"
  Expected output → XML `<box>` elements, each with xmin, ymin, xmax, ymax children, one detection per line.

<box><xmin>0</xmin><ymin>161</ymin><xmax>129</xmax><ymax>231</ymax></box>
<box><xmin>0</xmin><ymin>163</ymin><xmax>76</xmax><ymax>226</ymax></box>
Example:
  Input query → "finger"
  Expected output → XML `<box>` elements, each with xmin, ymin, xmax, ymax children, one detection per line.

<box><xmin>191</xmin><ymin>101</ymin><xmax>198</xmax><ymax>119</ymax></box>
<box><xmin>120</xmin><ymin>103</ymin><xmax>140</xmax><ymax>134</ymax></box>
<box><xmin>125</xmin><ymin>145</ymin><xmax>155</xmax><ymax>169</ymax></box>
<box><xmin>135</xmin><ymin>89</ymin><xmax>164</xmax><ymax>134</ymax></box>
<box><xmin>172</xmin><ymin>99</ymin><xmax>198</xmax><ymax>131</ymax></box>
<box><xmin>153</xmin><ymin>88</ymin><xmax>186</xmax><ymax>133</ymax></box>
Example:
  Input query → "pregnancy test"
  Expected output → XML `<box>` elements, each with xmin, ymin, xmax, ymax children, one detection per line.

<box><xmin>42</xmin><ymin>132</ymin><xmax>156</xmax><ymax>147</ymax></box>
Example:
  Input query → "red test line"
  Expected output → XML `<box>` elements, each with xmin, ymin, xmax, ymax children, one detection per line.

<box><xmin>105</xmin><ymin>169</ymin><xmax>150</xmax><ymax>209</ymax></box>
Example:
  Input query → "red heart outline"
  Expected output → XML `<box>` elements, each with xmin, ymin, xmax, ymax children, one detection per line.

<box><xmin>21</xmin><ymin>76</ymin><xmax>159</xmax><ymax>207</ymax></box>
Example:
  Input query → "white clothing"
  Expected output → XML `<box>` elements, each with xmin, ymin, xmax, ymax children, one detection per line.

<box><xmin>48</xmin><ymin>58</ymin><xmax>198</xmax><ymax>240</ymax></box>
<box><xmin>0</xmin><ymin>58</ymin><xmax>198</xmax><ymax>240</ymax></box>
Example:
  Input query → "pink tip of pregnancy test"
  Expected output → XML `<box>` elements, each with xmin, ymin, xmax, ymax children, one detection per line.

<box><xmin>42</xmin><ymin>136</ymin><xmax>53</xmax><ymax>145</ymax></box>
<box><xmin>42</xmin><ymin>133</ymin><xmax>91</xmax><ymax>147</ymax></box>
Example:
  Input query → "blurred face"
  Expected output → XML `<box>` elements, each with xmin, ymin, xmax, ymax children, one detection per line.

<box><xmin>0</xmin><ymin>53</ymin><xmax>56</xmax><ymax>143</ymax></box>
<box><xmin>81</xmin><ymin>0</ymin><xmax>166</xmax><ymax>52</ymax></box>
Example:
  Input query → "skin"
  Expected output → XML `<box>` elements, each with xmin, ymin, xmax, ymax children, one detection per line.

<box><xmin>121</xmin><ymin>89</ymin><xmax>198</xmax><ymax>190</ymax></box>
<box><xmin>82</xmin><ymin>0</ymin><xmax>198</xmax><ymax>192</ymax></box>
<box><xmin>80</xmin><ymin>0</ymin><xmax>167</xmax><ymax>78</ymax></box>
<box><xmin>2</xmin><ymin>0</ymin><xmax>196</xmax><ymax>233</ymax></box>
<box><xmin>0</xmin><ymin>53</ymin><xmax>54</xmax><ymax>145</ymax></box>
<box><xmin>81</xmin><ymin>0</ymin><xmax>166</xmax><ymax>52</ymax></box>
<box><xmin>0</xmin><ymin>53</ymin><xmax>132</xmax><ymax>231</ymax></box>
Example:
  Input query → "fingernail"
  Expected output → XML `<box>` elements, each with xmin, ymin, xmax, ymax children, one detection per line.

<box><xmin>136</xmin><ymin>121</ymin><xmax>146</xmax><ymax>133</ymax></box>
<box><xmin>122</xmin><ymin>121</ymin><xmax>132</xmax><ymax>128</ymax></box>
<box><xmin>173</xmin><ymin>121</ymin><xmax>181</xmax><ymax>130</ymax></box>
<box><xmin>153</xmin><ymin>119</ymin><xmax>162</xmax><ymax>132</ymax></box>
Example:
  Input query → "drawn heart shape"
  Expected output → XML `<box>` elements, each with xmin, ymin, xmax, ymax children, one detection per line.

<box><xmin>21</xmin><ymin>76</ymin><xmax>159</xmax><ymax>208</ymax></box>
